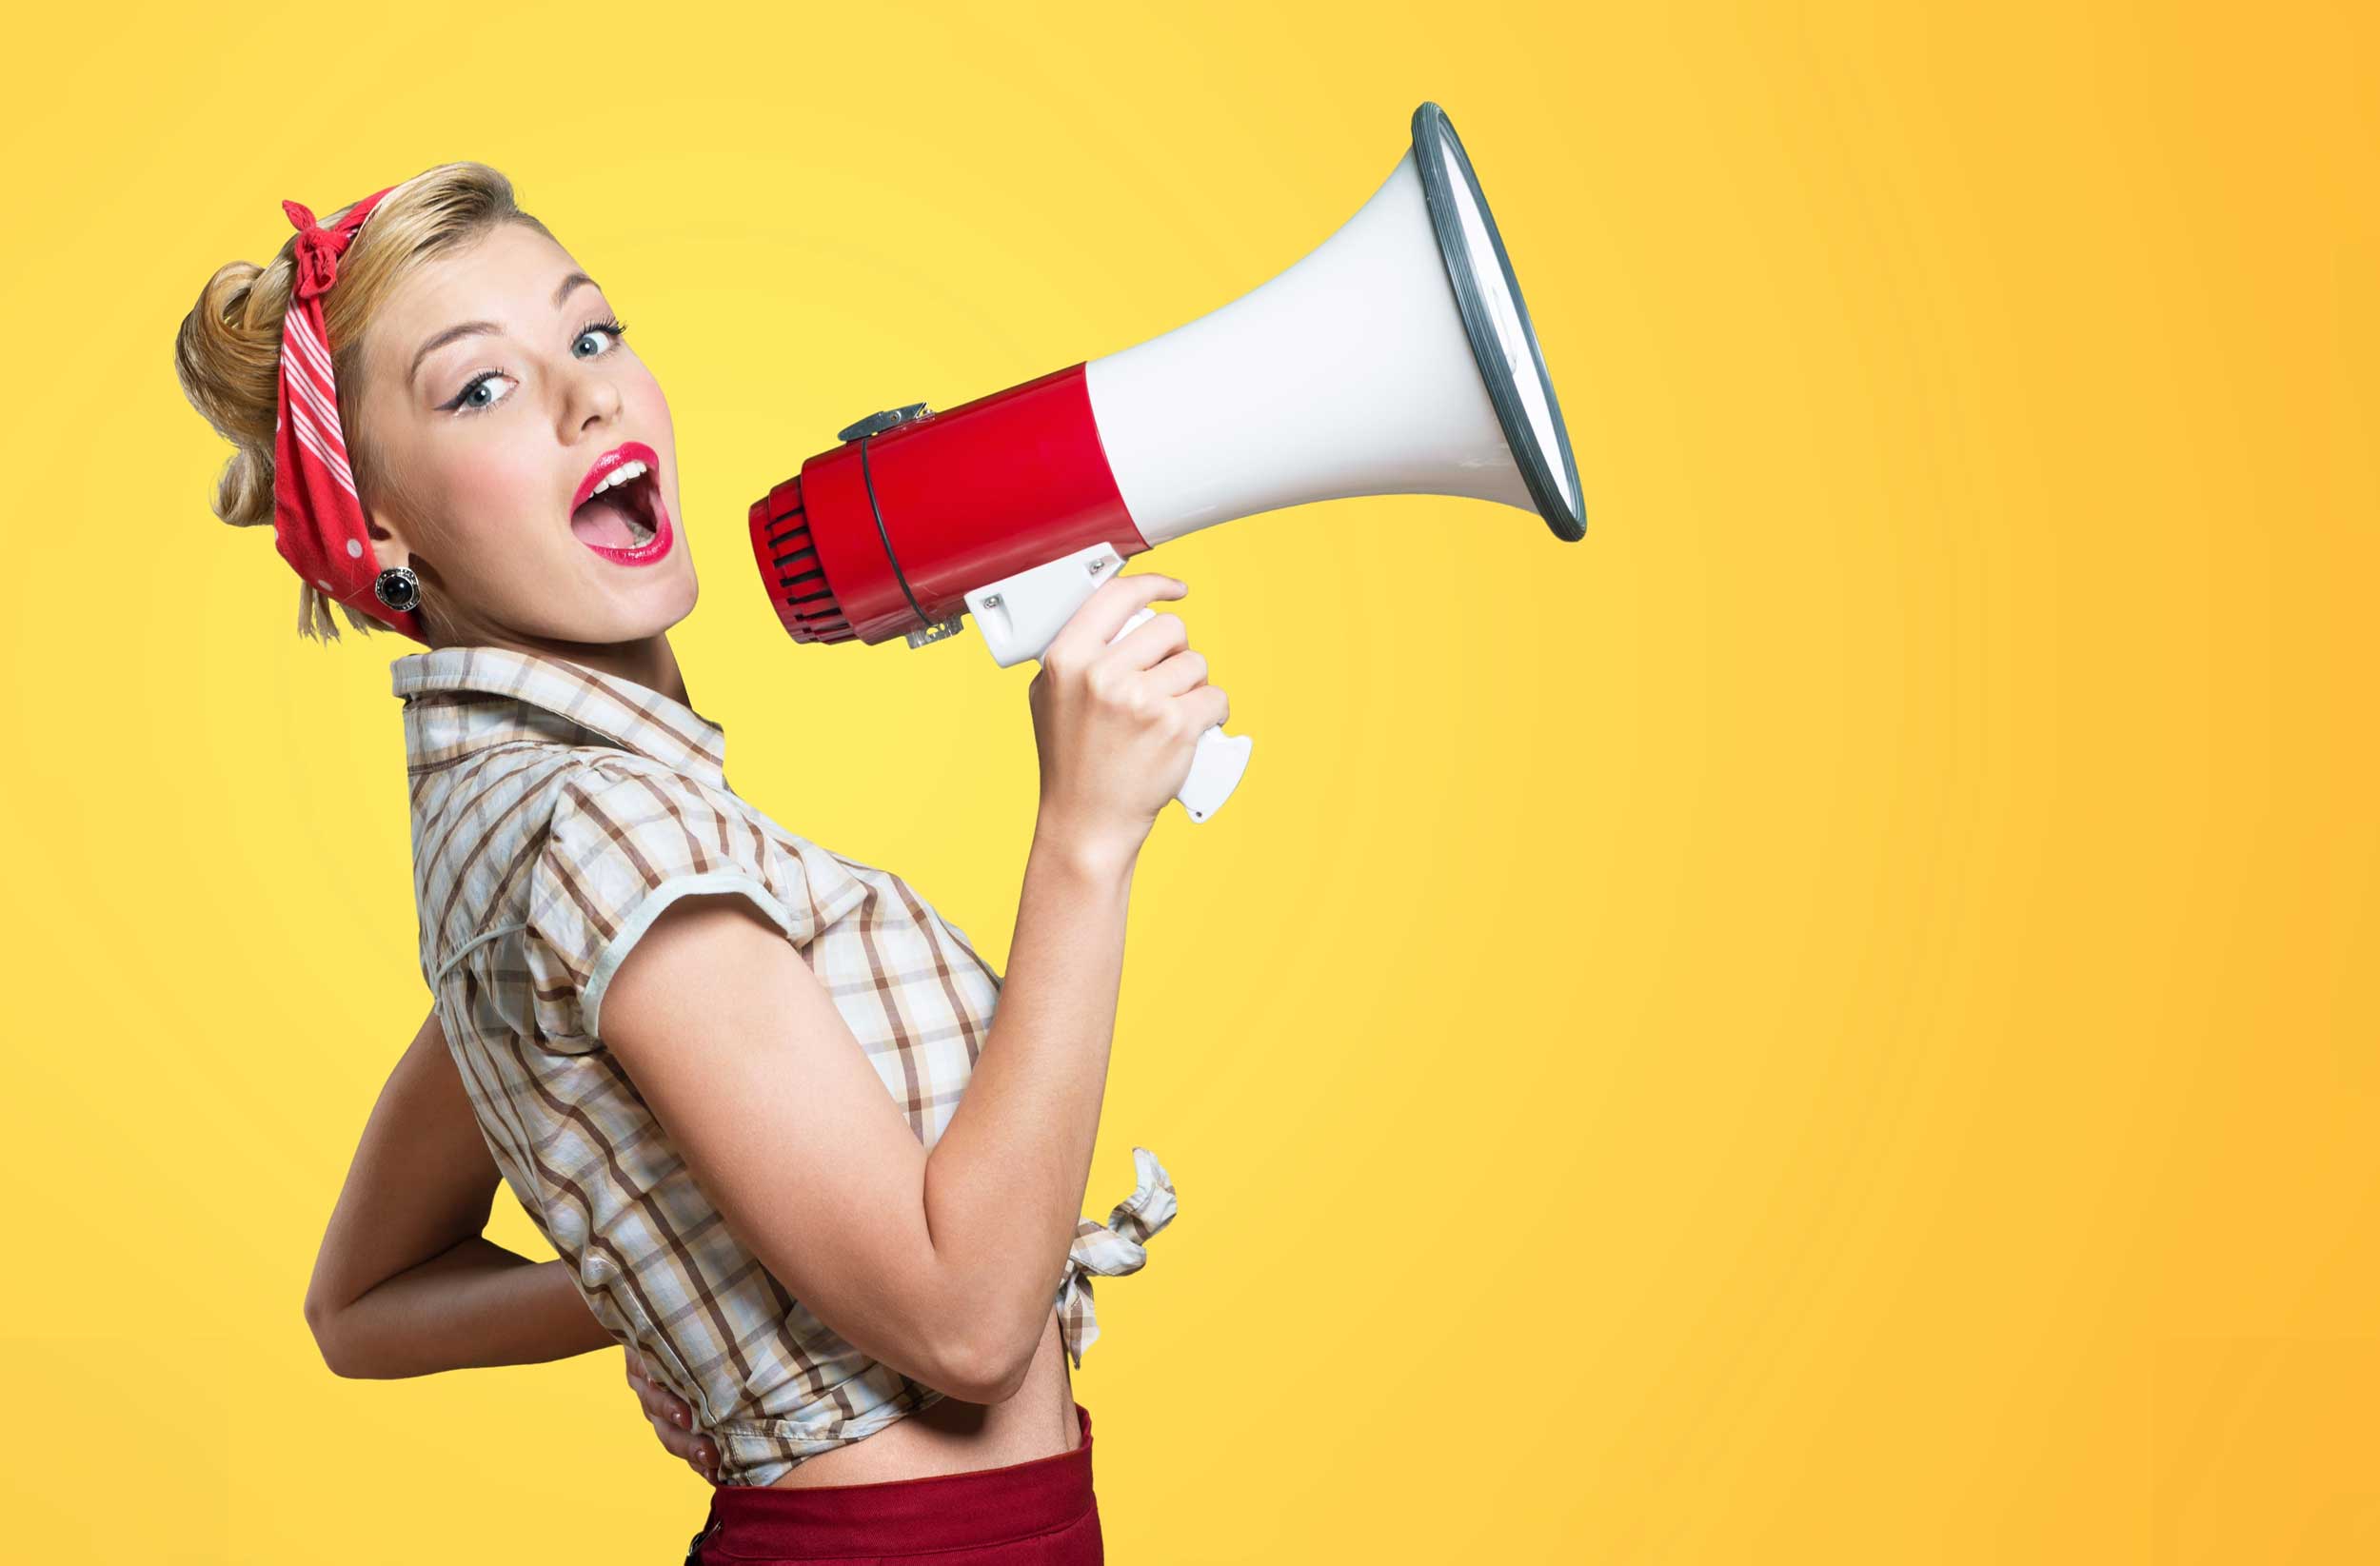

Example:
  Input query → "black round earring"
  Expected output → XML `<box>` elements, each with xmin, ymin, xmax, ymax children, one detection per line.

<box><xmin>374</xmin><ymin>565</ymin><xmax>422</xmax><ymax>613</ymax></box>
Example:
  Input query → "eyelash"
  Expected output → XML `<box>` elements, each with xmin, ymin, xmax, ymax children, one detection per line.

<box><xmin>443</xmin><ymin>318</ymin><xmax>630</xmax><ymax>417</ymax></box>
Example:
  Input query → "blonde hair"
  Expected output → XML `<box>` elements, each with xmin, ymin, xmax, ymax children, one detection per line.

<box><xmin>173</xmin><ymin>161</ymin><xmax>554</xmax><ymax>643</ymax></box>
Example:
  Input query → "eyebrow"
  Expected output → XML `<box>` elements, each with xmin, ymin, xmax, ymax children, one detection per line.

<box><xmin>408</xmin><ymin>272</ymin><xmax>601</xmax><ymax>387</ymax></box>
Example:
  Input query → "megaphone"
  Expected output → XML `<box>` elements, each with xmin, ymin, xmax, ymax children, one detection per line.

<box><xmin>747</xmin><ymin>101</ymin><xmax>1584</xmax><ymax>823</ymax></box>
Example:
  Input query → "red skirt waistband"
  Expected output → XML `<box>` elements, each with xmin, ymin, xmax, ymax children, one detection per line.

<box><xmin>688</xmin><ymin>1400</ymin><xmax>1098</xmax><ymax>1562</ymax></box>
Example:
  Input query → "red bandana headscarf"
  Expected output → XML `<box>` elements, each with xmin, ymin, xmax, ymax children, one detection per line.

<box><xmin>273</xmin><ymin>185</ymin><xmax>429</xmax><ymax>644</ymax></box>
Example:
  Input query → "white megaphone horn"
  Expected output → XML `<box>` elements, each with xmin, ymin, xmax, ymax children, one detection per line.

<box><xmin>747</xmin><ymin>101</ymin><xmax>1586</xmax><ymax>823</ymax></box>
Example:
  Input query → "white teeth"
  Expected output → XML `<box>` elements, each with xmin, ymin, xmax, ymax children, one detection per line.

<box><xmin>589</xmin><ymin>458</ymin><xmax>647</xmax><ymax>498</ymax></box>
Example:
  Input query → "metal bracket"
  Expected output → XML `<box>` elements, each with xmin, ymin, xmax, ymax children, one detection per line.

<box><xmin>903</xmin><ymin>616</ymin><xmax>967</xmax><ymax>649</ymax></box>
<box><xmin>837</xmin><ymin>403</ymin><xmax>933</xmax><ymax>443</ymax></box>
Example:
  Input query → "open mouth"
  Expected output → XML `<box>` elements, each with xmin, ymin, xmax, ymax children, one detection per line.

<box><xmin>569</xmin><ymin>458</ymin><xmax>663</xmax><ymax>551</ymax></box>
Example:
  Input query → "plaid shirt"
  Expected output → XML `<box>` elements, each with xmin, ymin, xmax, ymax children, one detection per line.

<box><xmin>388</xmin><ymin>644</ymin><xmax>1177</xmax><ymax>1486</ymax></box>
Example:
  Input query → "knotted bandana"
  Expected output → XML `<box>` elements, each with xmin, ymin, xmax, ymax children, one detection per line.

<box><xmin>273</xmin><ymin>185</ymin><xmax>428</xmax><ymax>643</ymax></box>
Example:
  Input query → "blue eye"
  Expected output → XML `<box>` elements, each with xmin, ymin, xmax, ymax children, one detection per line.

<box><xmin>448</xmin><ymin>371</ymin><xmax>513</xmax><ymax>415</ymax></box>
<box><xmin>442</xmin><ymin>318</ymin><xmax>630</xmax><ymax>417</ymax></box>
<box><xmin>575</xmin><ymin>318</ymin><xmax>628</xmax><ymax>357</ymax></box>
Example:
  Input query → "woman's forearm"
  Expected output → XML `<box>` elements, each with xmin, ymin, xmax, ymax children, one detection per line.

<box><xmin>921</xmin><ymin>818</ymin><xmax>1138</xmax><ymax>1395</ymax></box>
<box><xmin>307</xmin><ymin>1009</ymin><xmax>624</xmax><ymax>1379</ymax></box>
<box><xmin>313</xmin><ymin>1237</ymin><xmax>619</xmax><ymax>1379</ymax></box>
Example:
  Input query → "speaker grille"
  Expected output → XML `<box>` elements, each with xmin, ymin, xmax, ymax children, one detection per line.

<box><xmin>747</xmin><ymin>475</ymin><xmax>857</xmax><ymax>644</ymax></box>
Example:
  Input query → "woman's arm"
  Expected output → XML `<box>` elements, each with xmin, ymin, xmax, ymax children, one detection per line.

<box><xmin>601</xmin><ymin>570</ymin><xmax>1217</xmax><ymax>1405</ymax></box>
<box><xmin>302</xmin><ymin>1005</ymin><xmax>619</xmax><ymax>1378</ymax></box>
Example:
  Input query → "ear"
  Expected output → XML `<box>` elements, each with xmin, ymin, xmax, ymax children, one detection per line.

<box><xmin>360</xmin><ymin>497</ymin><xmax>419</xmax><ymax>577</ymax></box>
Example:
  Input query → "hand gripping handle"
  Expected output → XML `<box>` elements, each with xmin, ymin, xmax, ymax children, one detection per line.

<box><xmin>962</xmin><ymin>544</ymin><xmax>1253</xmax><ymax>823</ymax></box>
<box><xmin>1107</xmin><ymin>605</ymin><xmax>1253</xmax><ymax>823</ymax></box>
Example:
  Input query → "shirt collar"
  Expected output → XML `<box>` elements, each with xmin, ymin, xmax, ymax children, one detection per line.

<box><xmin>389</xmin><ymin>644</ymin><xmax>730</xmax><ymax>789</ymax></box>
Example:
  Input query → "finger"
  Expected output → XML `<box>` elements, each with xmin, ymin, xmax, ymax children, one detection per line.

<box><xmin>1185</xmin><ymin>683</ymin><xmax>1231</xmax><ymax>732</ymax></box>
<box><xmin>649</xmin><ymin>1411</ymin><xmax>704</xmax><ymax>1464</ymax></box>
<box><xmin>677</xmin><ymin>1428</ymin><xmax>721</xmax><ymax>1480</ymax></box>
<box><xmin>1051</xmin><ymin>571</ymin><xmax>1184</xmax><ymax>663</ymax></box>
<box><xmin>1148</xmin><ymin>646</ymin><xmax>1210</xmax><ymax>697</ymax></box>
<box><xmin>634</xmin><ymin>1373</ymin><xmax>693</xmax><ymax>1431</ymax></box>
<box><xmin>625</xmin><ymin>1351</ymin><xmax>691</xmax><ymax>1427</ymax></box>
<box><xmin>1101</xmin><ymin>608</ymin><xmax>1190</xmax><ymax>674</ymax></box>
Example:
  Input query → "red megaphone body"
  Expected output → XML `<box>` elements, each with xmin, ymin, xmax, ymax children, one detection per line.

<box><xmin>749</xmin><ymin>364</ymin><xmax>1143</xmax><ymax>649</ymax></box>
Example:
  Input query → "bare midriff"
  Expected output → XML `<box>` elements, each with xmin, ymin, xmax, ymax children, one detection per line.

<box><xmin>764</xmin><ymin>1306</ymin><xmax>1081</xmax><ymax>1489</ymax></box>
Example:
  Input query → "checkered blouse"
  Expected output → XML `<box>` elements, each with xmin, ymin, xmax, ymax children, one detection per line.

<box><xmin>389</xmin><ymin>644</ymin><xmax>1177</xmax><ymax>1487</ymax></box>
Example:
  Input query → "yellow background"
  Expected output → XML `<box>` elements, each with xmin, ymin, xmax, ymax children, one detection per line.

<box><xmin>2</xmin><ymin>1</ymin><xmax>2372</xmax><ymax>1560</ymax></box>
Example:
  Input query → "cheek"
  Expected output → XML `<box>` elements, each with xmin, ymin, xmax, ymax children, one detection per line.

<box><xmin>441</xmin><ymin>447</ymin><xmax>560</xmax><ymax>535</ymax></box>
<box><xmin>407</xmin><ymin>442</ymin><xmax>565</xmax><ymax>587</ymax></box>
<box><xmin>626</xmin><ymin>371</ymin><xmax>673</xmax><ymax>438</ymax></box>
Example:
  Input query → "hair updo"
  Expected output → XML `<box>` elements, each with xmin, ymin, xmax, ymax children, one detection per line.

<box><xmin>172</xmin><ymin>161</ymin><xmax>554</xmax><ymax>643</ymax></box>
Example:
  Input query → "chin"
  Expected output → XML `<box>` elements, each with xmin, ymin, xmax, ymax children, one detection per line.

<box><xmin>626</xmin><ymin>564</ymin><xmax>699</xmax><ymax>639</ymax></box>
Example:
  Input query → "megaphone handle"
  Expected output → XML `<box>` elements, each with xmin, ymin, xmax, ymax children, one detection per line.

<box><xmin>1106</xmin><ymin>605</ymin><xmax>1254</xmax><ymax>824</ymax></box>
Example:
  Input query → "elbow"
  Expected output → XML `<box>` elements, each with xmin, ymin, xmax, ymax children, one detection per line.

<box><xmin>940</xmin><ymin>1352</ymin><xmax>1028</xmax><ymax>1408</ymax></box>
<box><xmin>304</xmin><ymin>1299</ymin><xmax>352</xmax><ymax>1378</ymax></box>
<box><xmin>304</xmin><ymin>1297</ymin><xmax>367</xmax><ymax>1378</ymax></box>
<box><xmin>971</xmin><ymin>1347</ymin><xmax>1034</xmax><ymax>1407</ymax></box>
<box><xmin>937</xmin><ymin>1316</ymin><xmax>1037</xmax><ymax>1406</ymax></box>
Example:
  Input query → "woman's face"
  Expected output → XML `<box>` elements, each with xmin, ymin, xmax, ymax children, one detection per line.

<box><xmin>353</xmin><ymin>222</ymin><xmax>696</xmax><ymax>649</ymax></box>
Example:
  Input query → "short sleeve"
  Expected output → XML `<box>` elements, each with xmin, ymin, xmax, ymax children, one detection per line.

<box><xmin>522</xmin><ymin>764</ymin><xmax>831</xmax><ymax>1052</ymax></box>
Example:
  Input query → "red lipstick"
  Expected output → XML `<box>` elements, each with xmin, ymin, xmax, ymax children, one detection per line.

<box><xmin>573</xmin><ymin>441</ymin><xmax>661</xmax><ymax>512</ymax></box>
<box><xmin>570</xmin><ymin>440</ymin><xmax>673</xmax><ymax>566</ymax></box>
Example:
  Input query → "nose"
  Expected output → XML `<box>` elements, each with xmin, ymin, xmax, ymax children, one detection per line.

<box><xmin>569</xmin><ymin>363</ymin><xmax>625</xmax><ymax>434</ymax></box>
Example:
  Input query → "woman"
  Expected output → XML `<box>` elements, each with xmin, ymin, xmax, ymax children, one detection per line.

<box><xmin>173</xmin><ymin>162</ymin><xmax>1218</xmax><ymax>1563</ymax></box>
